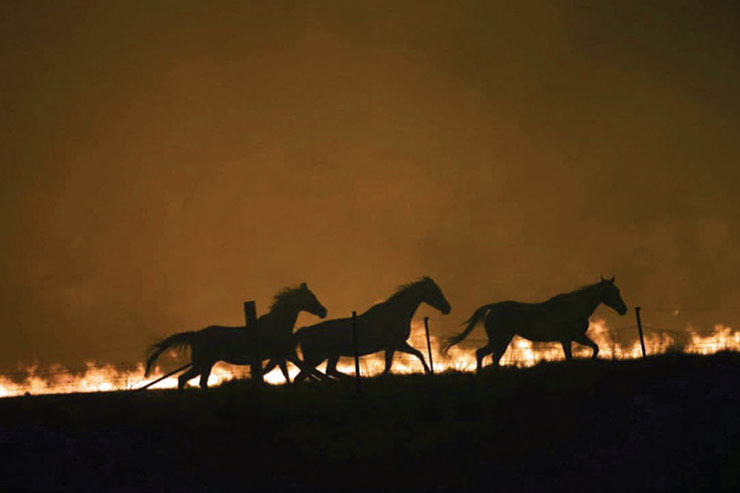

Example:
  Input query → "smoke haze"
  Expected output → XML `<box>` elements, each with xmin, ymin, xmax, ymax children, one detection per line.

<box><xmin>2</xmin><ymin>1</ymin><xmax>739</xmax><ymax>373</ymax></box>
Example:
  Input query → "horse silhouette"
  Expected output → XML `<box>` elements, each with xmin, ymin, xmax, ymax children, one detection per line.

<box><xmin>145</xmin><ymin>283</ymin><xmax>328</xmax><ymax>389</ymax></box>
<box><xmin>267</xmin><ymin>277</ymin><xmax>451</xmax><ymax>382</ymax></box>
<box><xmin>444</xmin><ymin>276</ymin><xmax>628</xmax><ymax>371</ymax></box>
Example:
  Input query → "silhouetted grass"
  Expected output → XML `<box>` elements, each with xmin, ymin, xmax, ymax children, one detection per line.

<box><xmin>1</xmin><ymin>352</ymin><xmax>738</xmax><ymax>492</ymax></box>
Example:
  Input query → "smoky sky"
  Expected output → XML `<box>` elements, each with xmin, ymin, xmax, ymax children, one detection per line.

<box><xmin>2</xmin><ymin>1</ymin><xmax>739</xmax><ymax>371</ymax></box>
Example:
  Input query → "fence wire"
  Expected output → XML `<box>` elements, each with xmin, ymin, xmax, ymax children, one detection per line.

<box><xmin>1</xmin><ymin>310</ymin><xmax>739</xmax><ymax>396</ymax></box>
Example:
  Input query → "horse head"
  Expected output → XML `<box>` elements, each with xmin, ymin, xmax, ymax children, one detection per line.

<box><xmin>598</xmin><ymin>276</ymin><xmax>627</xmax><ymax>315</ymax></box>
<box><xmin>296</xmin><ymin>282</ymin><xmax>328</xmax><ymax>318</ymax></box>
<box><xmin>420</xmin><ymin>276</ymin><xmax>452</xmax><ymax>315</ymax></box>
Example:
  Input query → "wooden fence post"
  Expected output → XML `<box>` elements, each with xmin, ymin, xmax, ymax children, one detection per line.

<box><xmin>243</xmin><ymin>301</ymin><xmax>257</xmax><ymax>327</ymax></box>
<box><xmin>352</xmin><ymin>311</ymin><xmax>361</xmax><ymax>393</ymax></box>
<box><xmin>423</xmin><ymin>316</ymin><xmax>434</xmax><ymax>374</ymax></box>
<box><xmin>244</xmin><ymin>301</ymin><xmax>263</xmax><ymax>382</ymax></box>
<box><xmin>635</xmin><ymin>306</ymin><xmax>647</xmax><ymax>357</ymax></box>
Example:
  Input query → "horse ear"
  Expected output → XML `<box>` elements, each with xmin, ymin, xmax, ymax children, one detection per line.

<box><xmin>300</xmin><ymin>282</ymin><xmax>307</xmax><ymax>289</ymax></box>
<box><xmin>600</xmin><ymin>275</ymin><xmax>605</xmax><ymax>282</ymax></box>
<box><xmin>609</xmin><ymin>275</ymin><xmax>615</xmax><ymax>283</ymax></box>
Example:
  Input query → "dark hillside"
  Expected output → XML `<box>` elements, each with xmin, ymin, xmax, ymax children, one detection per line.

<box><xmin>1</xmin><ymin>353</ymin><xmax>738</xmax><ymax>492</ymax></box>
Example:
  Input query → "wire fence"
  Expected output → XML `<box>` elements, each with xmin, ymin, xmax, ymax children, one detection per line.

<box><xmin>1</xmin><ymin>309</ymin><xmax>739</xmax><ymax>397</ymax></box>
<box><xmin>0</xmin><ymin>325</ymin><xmax>644</xmax><ymax>379</ymax></box>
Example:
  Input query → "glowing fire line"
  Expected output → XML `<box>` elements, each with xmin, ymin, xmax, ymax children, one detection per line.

<box><xmin>1</xmin><ymin>321</ymin><xmax>738</xmax><ymax>398</ymax></box>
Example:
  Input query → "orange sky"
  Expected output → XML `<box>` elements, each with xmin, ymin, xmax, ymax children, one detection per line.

<box><xmin>1</xmin><ymin>1</ymin><xmax>739</xmax><ymax>374</ymax></box>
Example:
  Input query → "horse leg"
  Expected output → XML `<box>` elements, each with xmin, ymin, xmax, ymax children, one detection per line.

<box><xmin>308</xmin><ymin>367</ymin><xmax>330</xmax><ymax>381</ymax></box>
<box><xmin>251</xmin><ymin>360</ymin><xmax>264</xmax><ymax>384</ymax></box>
<box><xmin>561</xmin><ymin>340</ymin><xmax>573</xmax><ymax>360</ymax></box>
<box><xmin>382</xmin><ymin>349</ymin><xmax>395</xmax><ymax>375</ymax></box>
<box><xmin>178</xmin><ymin>366</ymin><xmax>201</xmax><ymax>390</ymax></box>
<box><xmin>485</xmin><ymin>330</ymin><xmax>513</xmax><ymax>370</ymax></box>
<box><xmin>484</xmin><ymin>315</ymin><xmax>514</xmax><ymax>369</ymax></box>
<box><xmin>574</xmin><ymin>334</ymin><xmax>599</xmax><ymax>359</ymax></box>
<box><xmin>199</xmin><ymin>364</ymin><xmax>213</xmax><ymax>389</ymax></box>
<box><xmin>285</xmin><ymin>351</ymin><xmax>328</xmax><ymax>382</ymax></box>
<box><xmin>476</xmin><ymin>344</ymin><xmax>493</xmax><ymax>372</ymax></box>
<box><xmin>326</xmin><ymin>355</ymin><xmax>351</xmax><ymax>379</ymax></box>
<box><xmin>293</xmin><ymin>366</ymin><xmax>311</xmax><ymax>383</ymax></box>
<box><xmin>290</xmin><ymin>353</ymin><xmax>321</xmax><ymax>383</ymax></box>
<box><xmin>261</xmin><ymin>359</ymin><xmax>280</xmax><ymax>375</ymax></box>
<box><xmin>396</xmin><ymin>342</ymin><xmax>430</xmax><ymax>373</ymax></box>
<box><xmin>294</xmin><ymin>368</ymin><xmax>315</xmax><ymax>383</ymax></box>
<box><xmin>278</xmin><ymin>360</ymin><xmax>291</xmax><ymax>384</ymax></box>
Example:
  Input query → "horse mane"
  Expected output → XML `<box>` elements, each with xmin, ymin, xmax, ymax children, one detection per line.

<box><xmin>269</xmin><ymin>285</ymin><xmax>303</xmax><ymax>311</ymax></box>
<box><xmin>547</xmin><ymin>281</ymin><xmax>602</xmax><ymax>303</ymax></box>
<box><xmin>386</xmin><ymin>276</ymin><xmax>431</xmax><ymax>303</ymax></box>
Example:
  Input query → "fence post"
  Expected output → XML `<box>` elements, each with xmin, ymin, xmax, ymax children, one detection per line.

<box><xmin>635</xmin><ymin>306</ymin><xmax>647</xmax><ymax>357</ymax></box>
<box><xmin>243</xmin><ymin>301</ymin><xmax>257</xmax><ymax>327</ymax></box>
<box><xmin>352</xmin><ymin>311</ymin><xmax>361</xmax><ymax>393</ymax></box>
<box><xmin>423</xmin><ymin>316</ymin><xmax>434</xmax><ymax>374</ymax></box>
<box><xmin>244</xmin><ymin>301</ymin><xmax>263</xmax><ymax>382</ymax></box>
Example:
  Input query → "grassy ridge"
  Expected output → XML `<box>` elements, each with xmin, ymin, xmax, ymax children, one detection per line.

<box><xmin>1</xmin><ymin>352</ymin><xmax>739</xmax><ymax>491</ymax></box>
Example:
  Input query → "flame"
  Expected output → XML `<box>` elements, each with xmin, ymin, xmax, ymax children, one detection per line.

<box><xmin>1</xmin><ymin>321</ymin><xmax>738</xmax><ymax>397</ymax></box>
<box><xmin>685</xmin><ymin>324</ymin><xmax>740</xmax><ymax>355</ymax></box>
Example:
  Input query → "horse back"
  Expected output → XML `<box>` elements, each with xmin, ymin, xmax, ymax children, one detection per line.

<box><xmin>199</xmin><ymin>325</ymin><xmax>249</xmax><ymax>337</ymax></box>
<box><xmin>299</xmin><ymin>317</ymin><xmax>386</xmax><ymax>358</ymax></box>
<box><xmin>487</xmin><ymin>301</ymin><xmax>590</xmax><ymax>341</ymax></box>
<box><xmin>297</xmin><ymin>318</ymin><xmax>351</xmax><ymax>345</ymax></box>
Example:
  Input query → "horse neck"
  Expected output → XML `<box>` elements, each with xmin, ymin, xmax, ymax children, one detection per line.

<box><xmin>384</xmin><ymin>287</ymin><xmax>425</xmax><ymax>322</ymax></box>
<box><xmin>265</xmin><ymin>301</ymin><xmax>301</xmax><ymax>333</ymax></box>
<box><xmin>573</xmin><ymin>285</ymin><xmax>603</xmax><ymax>318</ymax></box>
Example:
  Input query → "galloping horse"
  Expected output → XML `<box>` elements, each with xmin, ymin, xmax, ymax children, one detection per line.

<box><xmin>145</xmin><ymin>283</ymin><xmax>328</xmax><ymax>389</ymax></box>
<box><xmin>284</xmin><ymin>277</ymin><xmax>451</xmax><ymax>382</ymax></box>
<box><xmin>444</xmin><ymin>277</ymin><xmax>627</xmax><ymax>371</ymax></box>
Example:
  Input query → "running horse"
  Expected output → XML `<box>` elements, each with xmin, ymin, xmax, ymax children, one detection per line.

<box><xmin>444</xmin><ymin>276</ymin><xmax>628</xmax><ymax>371</ymax></box>
<box><xmin>145</xmin><ymin>283</ymin><xmax>328</xmax><ymax>389</ymax></box>
<box><xmin>275</xmin><ymin>277</ymin><xmax>451</xmax><ymax>382</ymax></box>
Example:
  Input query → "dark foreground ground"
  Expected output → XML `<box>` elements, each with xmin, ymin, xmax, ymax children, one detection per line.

<box><xmin>1</xmin><ymin>353</ymin><xmax>739</xmax><ymax>492</ymax></box>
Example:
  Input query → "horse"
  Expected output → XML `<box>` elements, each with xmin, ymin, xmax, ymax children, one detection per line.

<box><xmin>443</xmin><ymin>276</ymin><xmax>628</xmax><ymax>371</ymax></box>
<box><xmin>145</xmin><ymin>282</ymin><xmax>328</xmax><ymax>389</ymax></box>
<box><xmin>272</xmin><ymin>276</ymin><xmax>451</xmax><ymax>382</ymax></box>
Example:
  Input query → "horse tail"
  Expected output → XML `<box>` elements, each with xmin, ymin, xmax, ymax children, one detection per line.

<box><xmin>443</xmin><ymin>304</ymin><xmax>496</xmax><ymax>353</ymax></box>
<box><xmin>145</xmin><ymin>331</ymin><xmax>196</xmax><ymax>376</ymax></box>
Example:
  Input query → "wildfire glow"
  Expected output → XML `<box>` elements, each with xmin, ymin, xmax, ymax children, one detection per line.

<box><xmin>1</xmin><ymin>321</ymin><xmax>738</xmax><ymax>398</ymax></box>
